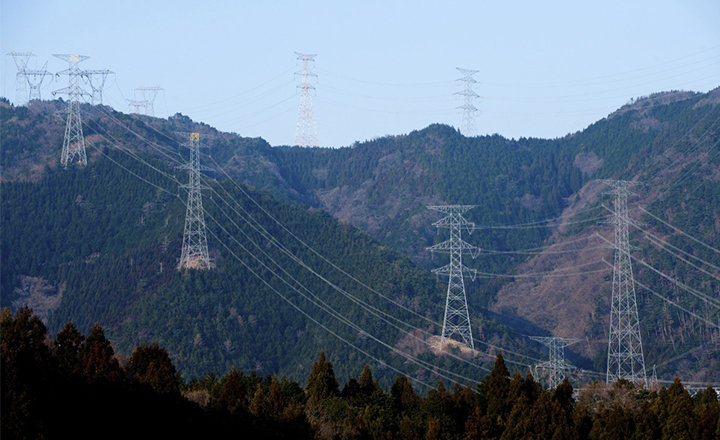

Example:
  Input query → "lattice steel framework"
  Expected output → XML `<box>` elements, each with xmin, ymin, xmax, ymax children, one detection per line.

<box><xmin>53</xmin><ymin>54</ymin><xmax>91</xmax><ymax>168</ymax></box>
<box><xmin>531</xmin><ymin>336</ymin><xmax>580</xmax><ymax>389</ymax></box>
<box><xmin>8</xmin><ymin>51</ymin><xmax>35</xmax><ymax>106</ymax></box>
<box><xmin>427</xmin><ymin>205</ymin><xmax>479</xmax><ymax>352</ymax></box>
<box><xmin>177</xmin><ymin>133</ymin><xmax>212</xmax><ymax>270</ymax></box>
<box><xmin>84</xmin><ymin>69</ymin><xmax>114</xmax><ymax>105</ymax></box>
<box><xmin>603</xmin><ymin>180</ymin><xmax>647</xmax><ymax>385</ymax></box>
<box><xmin>137</xmin><ymin>85</ymin><xmax>162</xmax><ymax>116</ymax></box>
<box><xmin>24</xmin><ymin>62</ymin><xmax>53</xmax><ymax>102</ymax></box>
<box><xmin>455</xmin><ymin>67</ymin><xmax>479</xmax><ymax>136</ymax></box>
<box><xmin>294</xmin><ymin>52</ymin><xmax>319</xmax><ymax>147</ymax></box>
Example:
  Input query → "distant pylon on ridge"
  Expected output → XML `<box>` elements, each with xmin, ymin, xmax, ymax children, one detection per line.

<box><xmin>603</xmin><ymin>179</ymin><xmax>647</xmax><ymax>385</ymax></box>
<box><xmin>530</xmin><ymin>336</ymin><xmax>580</xmax><ymax>389</ymax></box>
<box><xmin>137</xmin><ymin>85</ymin><xmax>162</xmax><ymax>116</ymax></box>
<box><xmin>427</xmin><ymin>205</ymin><xmax>480</xmax><ymax>353</ymax></box>
<box><xmin>52</xmin><ymin>54</ymin><xmax>91</xmax><ymax>168</ymax></box>
<box><xmin>455</xmin><ymin>67</ymin><xmax>480</xmax><ymax>136</ymax></box>
<box><xmin>177</xmin><ymin>132</ymin><xmax>213</xmax><ymax>270</ymax></box>
<box><xmin>84</xmin><ymin>68</ymin><xmax>115</xmax><ymax>105</ymax></box>
<box><xmin>7</xmin><ymin>51</ymin><xmax>35</xmax><ymax>106</ymax></box>
<box><xmin>24</xmin><ymin>62</ymin><xmax>53</xmax><ymax>102</ymax></box>
<box><xmin>294</xmin><ymin>52</ymin><xmax>319</xmax><ymax>147</ymax></box>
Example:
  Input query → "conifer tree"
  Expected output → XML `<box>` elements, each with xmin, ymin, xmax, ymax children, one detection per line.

<box><xmin>662</xmin><ymin>378</ymin><xmax>696</xmax><ymax>440</ymax></box>
<box><xmin>79</xmin><ymin>322</ymin><xmax>122</xmax><ymax>384</ymax></box>
<box><xmin>693</xmin><ymin>385</ymin><xmax>720</xmax><ymax>440</ymax></box>
<box><xmin>126</xmin><ymin>342</ymin><xmax>179</xmax><ymax>395</ymax></box>
<box><xmin>54</xmin><ymin>321</ymin><xmax>85</xmax><ymax>375</ymax></box>
<box><xmin>305</xmin><ymin>350</ymin><xmax>339</xmax><ymax>402</ymax></box>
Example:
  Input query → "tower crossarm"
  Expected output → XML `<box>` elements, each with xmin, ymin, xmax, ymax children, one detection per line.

<box><xmin>432</xmin><ymin>264</ymin><xmax>478</xmax><ymax>281</ymax></box>
<box><xmin>427</xmin><ymin>238</ymin><xmax>480</xmax><ymax>258</ymax></box>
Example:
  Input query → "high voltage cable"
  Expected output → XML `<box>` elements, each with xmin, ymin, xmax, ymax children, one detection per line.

<box><xmin>634</xmin><ymin>279</ymin><xmax>720</xmax><ymax>330</ymax></box>
<box><xmin>595</xmin><ymin>234</ymin><xmax>720</xmax><ymax>310</ymax></box>
<box><xmin>201</xmin><ymin>154</ymin><xmax>542</xmax><ymax>363</ymax></box>
<box><xmin>206</xmin><ymin>223</ymin><xmax>440</xmax><ymax>390</ymax></box>
<box><xmin>87</xmin><ymin>123</ymin><xmax>492</xmax><ymax>385</ymax></box>
<box><xmin>204</xmin><ymin>209</ymin><xmax>488</xmax><ymax>384</ymax></box>
<box><xmin>202</xmin><ymin>176</ymin><xmax>534</xmax><ymax>368</ymax></box>
<box><xmin>177</xmin><ymin>66</ymin><xmax>296</xmax><ymax>113</ymax></box>
<box><xmin>642</xmin><ymin>232</ymin><xmax>720</xmax><ymax>283</ymax></box>
<box><xmin>481</xmin><ymin>47</ymin><xmax>720</xmax><ymax>87</ymax></box>
<box><xmin>640</xmin><ymin>206</ymin><xmax>720</xmax><ymax>256</ymax></box>
<box><xmin>85</xmin><ymin>114</ymin><xmax>515</xmax><ymax>379</ymax></box>
<box><xmin>89</xmin><ymin>109</ymin><xmax>600</xmax><ymax>366</ymax></box>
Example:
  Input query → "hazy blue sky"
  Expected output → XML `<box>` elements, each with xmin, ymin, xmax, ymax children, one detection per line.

<box><xmin>2</xmin><ymin>0</ymin><xmax>719</xmax><ymax>147</ymax></box>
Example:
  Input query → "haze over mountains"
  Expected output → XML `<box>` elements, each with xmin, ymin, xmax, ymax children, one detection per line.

<box><xmin>1</xmin><ymin>87</ymin><xmax>719</xmax><ymax>386</ymax></box>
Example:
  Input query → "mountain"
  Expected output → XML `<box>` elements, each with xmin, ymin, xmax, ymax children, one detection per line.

<box><xmin>1</xmin><ymin>87</ymin><xmax>719</xmax><ymax>385</ymax></box>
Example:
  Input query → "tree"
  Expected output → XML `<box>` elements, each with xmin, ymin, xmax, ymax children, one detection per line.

<box><xmin>54</xmin><ymin>321</ymin><xmax>85</xmax><ymax>375</ymax></box>
<box><xmin>305</xmin><ymin>351</ymin><xmax>339</xmax><ymax>402</ymax></box>
<box><xmin>662</xmin><ymin>378</ymin><xmax>695</xmax><ymax>440</ymax></box>
<box><xmin>1</xmin><ymin>307</ymin><xmax>53</xmax><ymax>440</ymax></box>
<box><xmin>485</xmin><ymin>351</ymin><xmax>511</xmax><ymax>436</ymax></box>
<box><xmin>693</xmin><ymin>385</ymin><xmax>720</xmax><ymax>440</ymax></box>
<box><xmin>126</xmin><ymin>342</ymin><xmax>179</xmax><ymax>395</ymax></box>
<box><xmin>79</xmin><ymin>322</ymin><xmax>122</xmax><ymax>384</ymax></box>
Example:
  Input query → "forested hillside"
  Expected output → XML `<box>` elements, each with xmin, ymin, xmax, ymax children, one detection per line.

<box><xmin>1</xmin><ymin>87</ymin><xmax>719</xmax><ymax>388</ymax></box>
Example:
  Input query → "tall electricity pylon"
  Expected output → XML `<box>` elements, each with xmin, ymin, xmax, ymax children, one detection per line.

<box><xmin>427</xmin><ymin>205</ymin><xmax>479</xmax><ymax>352</ymax></box>
<box><xmin>294</xmin><ymin>52</ymin><xmax>319</xmax><ymax>147</ymax></box>
<box><xmin>7</xmin><ymin>51</ymin><xmax>35</xmax><ymax>106</ymax></box>
<box><xmin>603</xmin><ymin>180</ymin><xmax>647</xmax><ymax>385</ymax></box>
<box><xmin>25</xmin><ymin>62</ymin><xmax>53</xmax><ymax>102</ymax></box>
<box><xmin>177</xmin><ymin>133</ymin><xmax>212</xmax><ymax>270</ymax></box>
<box><xmin>53</xmin><ymin>54</ymin><xmax>91</xmax><ymax>168</ymax></box>
<box><xmin>455</xmin><ymin>67</ymin><xmax>479</xmax><ymax>136</ymax></box>
<box><xmin>137</xmin><ymin>85</ymin><xmax>162</xmax><ymax>116</ymax></box>
<box><xmin>84</xmin><ymin>69</ymin><xmax>115</xmax><ymax>105</ymax></box>
<box><xmin>530</xmin><ymin>336</ymin><xmax>580</xmax><ymax>389</ymax></box>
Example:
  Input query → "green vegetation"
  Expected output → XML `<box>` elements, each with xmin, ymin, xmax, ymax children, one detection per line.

<box><xmin>3</xmin><ymin>308</ymin><xmax>719</xmax><ymax>440</ymax></box>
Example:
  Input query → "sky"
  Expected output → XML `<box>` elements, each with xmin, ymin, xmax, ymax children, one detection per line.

<box><xmin>2</xmin><ymin>0</ymin><xmax>719</xmax><ymax>148</ymax></box>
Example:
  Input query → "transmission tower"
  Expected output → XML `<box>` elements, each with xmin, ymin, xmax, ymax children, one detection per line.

<box><xmin>294</xmin><ymin>52</ymin><xmax>319</xmax><ymax>147</ymax></box>
<box><xmin>177</xmin><ymin>133</ymin><xmax>212</xmax><ymax>270</ymax></box>
<box><xmin>7</xmin><ymin>51</ymin><xmax>35</xmax><ymax>106</ymax></box>
<box><xmin>84</xmin><ymin>69</ymin><xmax>114</xmax><ymax>105</ymax></box>
<box><xmin>137</xmin><ymin>85</ymin><xmax>162</xmax><ymax>116</ymax></box>
<box><xmin>455</xmin><ymin>67</ymin><xmax>480</xmax><ymax>136</ymax></box>
<box><xmin>127</xmin><ymin>99</ymin><xmax>147</xmax><ymax>114</ymax></box>
<box><xmin>24</xmin><ymin>62</ymin><xmax>53</xmax><ymax>102</ymax></box>
<box><xmin>53</xmin><ymin>54</ymin><xmax>91</xmax><ymax>168</ymax></box>
<box><xmin>530</xmin><ymin>336</ymin><xmax>580</xmax><ymax>389</ymax></box>
<box><xmin>603</xmin><ymin>180</ymin><xmax>647</xmax><ymax>385</ymax></box>
<box><xmin>427</xmin><ymin>205</ymin><xmax>480</xmax><ymax>352</ymax></box>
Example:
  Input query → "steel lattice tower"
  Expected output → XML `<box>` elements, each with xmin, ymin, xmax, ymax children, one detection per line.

<box><xmin>294</xmin><ymin>52</ymin><xmax>319</xmax><ymax>147</ymax></box>
<box><xmin>84</xmin><ymin>69</ymin><xmax>114</xmax><ymax>105</ymax></box>
<box><xmin>137</xmin><ymin>85</ymin><xmax>162</xmax><ymax>116</ymax></box>
<box><xmin>455</xmin><ymin>67</ymin><xmax>479</xmax><ymax>136</ymax></box>
<box><xmin>24</xmin><ymin>62</ymin><xmax>53</xmax><ymax>102</ymax></box>
<box><xmin>531</xmin><ymin>336</ymin><xmax>580</xmax><ymax>389</ymax></box>
<box><xmin>427</xmin><ymin>205</ymin><xmax>479</xmax><ymax>352</ymax></box>
<box><xmin>8</xmin><ymin>51</ymin><xmax>35</xmax><ymax>106</ymax></box>
<box><xmin>53</xmin><ymin>54</ymin><xmax>91</xmax><ymax>168</ymax></box>
<box><xmin>177</xmin><ymin>133</ymin><xmax>212</xmax><ymax>270</ymax></box>
<box><xmin>603</xmin><ymin>180</ymin><xmax>647</xmax><ymax>385</ymax></box>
